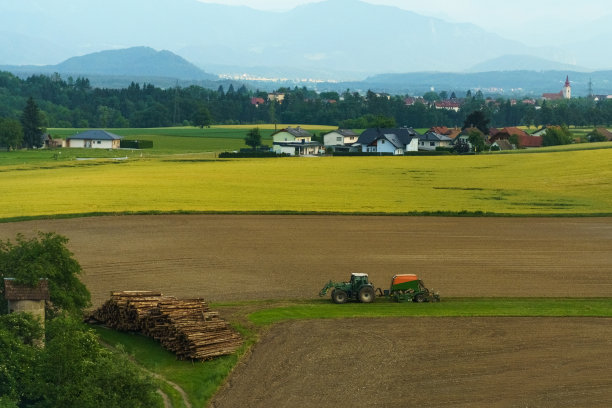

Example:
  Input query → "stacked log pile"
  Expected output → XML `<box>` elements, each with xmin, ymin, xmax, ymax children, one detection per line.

<box><xmin>89</xmin><ymin>291</ymin><xmax>242</xmax><ymax>360</ymax></box>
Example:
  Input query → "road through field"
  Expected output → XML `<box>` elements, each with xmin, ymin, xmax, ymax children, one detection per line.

<box><xmin>1</xmin><ymin>215</ymin><xmax>611</xmax><ymax>306</ymax></box>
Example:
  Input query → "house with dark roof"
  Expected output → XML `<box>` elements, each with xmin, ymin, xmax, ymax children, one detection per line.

<box><xmin>66</xmin><ymin>129</ymin><xmax>122</xmax><ymax>149</ymax></box>
<box><xmin>418</xmin><ymin>132</ymin><xmax>453</xmax><ymax>151</ymax></box>
<box><xmin>271</xmin><ymin>126</ymin><xmax>323</xmax><ymax>156</ymax></box>
<box><xmin>323</xmin><ymin>129</ymin><xmax>359</xmax><ymax>150</ymax></box>
<box><xmin>353</xmin><ymin>128</ymin><xmax>420</xmax><ymax>155</ymax></box>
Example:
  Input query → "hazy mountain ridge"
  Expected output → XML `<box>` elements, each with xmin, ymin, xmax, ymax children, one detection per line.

<box><xmin>0</xmin><ymin>47</ymin><xmax>217</xmax><ymax>83</ymax></box>
<box><xmin>0</xmin><ymin>0</ymin><xmax>593</xmax><ymax>79</ymax></box>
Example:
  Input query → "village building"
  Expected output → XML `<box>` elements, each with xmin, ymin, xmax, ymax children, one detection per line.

<box><xmin>353</xmin><ymin>128</ymin><xmax>419</xmax><ymax>155</ymax></box>
<box><xmin>418</xmin><ymin>131</ymin><xmax>453</xmax><ymax>151</ymax></box>
<box><xmin>323</xmin><ymin>129</ymin><xmax>359</xmax><ymax>152</ymax></box>
<box><xmin>267</xmin><ymin>92</ymin><xmax>285</xmax><ymax>103</ymax></box>
<box><xmin>542</xmin><ymin>76</ymin><xmax>571</xmax><ymax>100</ymax></box>
<box><xmin>271</xmin><ymin>126</ymin><xmax>323</xmax><ymax>156</ymax></box>
<box><xmin>66</xmin><ymin>129</ymin><xmax>122</xmax><ymax>149</ymax></box>
<box><xmin>490</xmin><ymin>127</ymin><xmax>542</xmax><ymax>148</ymax></box>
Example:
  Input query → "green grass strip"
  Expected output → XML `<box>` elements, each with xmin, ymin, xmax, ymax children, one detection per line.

<box><xmin>248</xmin><ymin>298</ymin><xmax>612</xmax><ymax>325</ymax></box>
<box><xmin>92</xmin><ymin>324</ymin><xmax>255</xmax><ymax>408</ymax></box>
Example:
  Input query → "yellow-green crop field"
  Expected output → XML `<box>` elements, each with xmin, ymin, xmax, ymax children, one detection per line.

<box><xmin>1</xmin><ymin>148</ymin><xmax>611</xmax><ymax>220</ymax></box>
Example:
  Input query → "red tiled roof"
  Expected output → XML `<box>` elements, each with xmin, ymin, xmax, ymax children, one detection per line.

<box><xmin>518</xmin><ymin>133</ymin><xmax>543</xmax><ymax>148</ymax></box>
<box><xmin>434</xmin><ymin>100</ymin><xmax>461</xmax><ymax>109</ymax></box>
<box><xmin>429</xmin><ymin>126</ymin><xmax>450</xmax><ymax>134</ymax></box>
<box><xmin>542</xmin><ymin>92</ymin><xmax>563</xmax><ymax>100</ymax></box>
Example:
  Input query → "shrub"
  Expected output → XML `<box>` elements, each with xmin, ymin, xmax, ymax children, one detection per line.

<box><xmin>120</xmin><ymin>139</ymin><xmax>153</xmax><ymax>149</ymax></box>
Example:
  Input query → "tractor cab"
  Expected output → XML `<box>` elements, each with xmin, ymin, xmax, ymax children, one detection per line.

<box><xmin>350</xmin><ymin>273</ymin><xmax>370</xmax><ymax>287</ymax></box>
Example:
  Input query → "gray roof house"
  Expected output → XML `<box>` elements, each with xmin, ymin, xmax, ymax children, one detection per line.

<box><xmin>271</xmin><ymin>126</ymin><xmax>323</xmax><ymax>156</ymax></box>
<box><xmin>66</xmin><ymin>129</ymin><xmax>122</xmax><ymax>149</ymax></box>
<box><xmin>353</xmin><ymin>128</ymin><xmax>420</xmax><ymax>155</ymax></box>
<box><xmin>418</xmin><ymin>131</ymin><xmax>453</xmax><ymax>151</ymax></box>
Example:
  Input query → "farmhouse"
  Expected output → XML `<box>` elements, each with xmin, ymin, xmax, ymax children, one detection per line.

<box><xmin>271</xmin><ymin>126</ymin><xmax>323</xmax><ymax>156</ymax></box>
<box><xmin>490</xmin><ymin>127</ymin><xmax>542</xmax><ymax>148</ymax></box>
<box><xmin>323</xmin><ymin>129</ymin><xmax>359</xmax><ymax>151</ymax></box>
<box><xmin>418</xmin><ymin>131</ymin><xmax>453</xmax><ymax>151</ymax></box>
<box><xmin>354</xmin><ymin>128</ymin><xmax>419</xmax><ymax>155</ymax></box>
<box><xmin>66</xmin><ymin>129</ymin><xmax>122</xmax><ymax>149</ymax></box>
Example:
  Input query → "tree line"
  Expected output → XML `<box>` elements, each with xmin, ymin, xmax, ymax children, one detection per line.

<box><xmin>1</xmin><ymin>71</ymin><xmax>612</xmax><ymax>137</ymax></box>
<box><xmin>0</xmin><ymin>233</ymin><xmax>162</xmax><ymax>407</ymax></box>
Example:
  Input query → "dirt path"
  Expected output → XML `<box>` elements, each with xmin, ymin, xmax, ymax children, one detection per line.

<box><xmin>1</xmin><ymin>215</ymin><xmax>611</xmax><ymax>306</ymax></box>
<box><xmin>210</xmin><ymin>317</ymin><xmax>612</xmax><ymax>408</ymax></box>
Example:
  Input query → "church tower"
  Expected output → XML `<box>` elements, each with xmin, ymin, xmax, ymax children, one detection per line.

<box><xmin>563</xmin><ymin>75</ymin><xmax>571</xmax><ymax>99</ymax></box>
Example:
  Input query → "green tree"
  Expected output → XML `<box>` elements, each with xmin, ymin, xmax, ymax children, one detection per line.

<box><xmin>192</xmin><ymin>106</ymin><xmax>213</xmax><ymax>128</ymax></box>
<box><xmin>508</xmin><ymin>134</ymin><xmax>521</xmax><ymax>148</ymax></box>
<box><xmin>467</xmin><ymin>129</ymin><xmax>486</xmax><ymax>152</ymax></box>
<box><xmin>31</xmin><ymin>317</ymin><xmax>162</xmax><ymax>408</ymax></box>
<box><xmin>463</xmin><ymin>110</ymin><xmax>490</xmax><ymax>135</ymax></box>
<box><xmin>422</xmin><ymin>91</ymin><xmax>440</xmax><ymax>102</ymax></box>
<box><xmin>0</xmin><ymin>313</ymin><xmax>42</xmax><ymax>404</ymax></box>
<box><xmin>0</xmin><ymin>118</ymin><xmax>24</xmax><ymax>151</ymax></box>
<box><xmin>0</xmin><ymin>232</ymin><xmax>90</xmax><ymax>317</ymax></box>
<box><xmin>542</xmin><ymin>125</ymin><xmax>573</xmax><ymax>146</ymax></box>
<box><xmin>587</xmin><ymin>128</ymin><xmax>607</xmax><ymax>142</ymax></box>
<box><xmin>244</xmin><ymin>127</ymin><xmax>262</xmax><ymax>150</ymax></box>
<box><xmin>20</xmin><ymin>97</ymin><xmax>45</xmax><ymax>148</ymax></box>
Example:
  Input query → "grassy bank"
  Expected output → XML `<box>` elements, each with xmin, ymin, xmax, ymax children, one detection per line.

<box><xmin>247</xmin><ymin>297</ymin><xmax>612</xmax><ymax>325</ymax></box>
<box><xmin>91</xmin><ymin>297</ymin><xmax>612</xmax><ymax>406</ymax></box>
<box><xmin>93</xmin><ymin>323</ymin><xmax>255</xmax><ymax>408</ymax></box>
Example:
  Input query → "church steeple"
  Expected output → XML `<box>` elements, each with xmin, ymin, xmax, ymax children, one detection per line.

<box><xmin>563</xmin><ymin>75</ymin><xmax>571</xmax><ymax>99</ymax></box>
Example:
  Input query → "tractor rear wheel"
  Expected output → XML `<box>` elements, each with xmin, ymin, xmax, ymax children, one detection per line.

<box><xmin>358</xmin><ymin>286</ymin><xmax>375</xmax><ymax>303</ymax></box>
<box><xmin>332</xmin><ymin>289</ymin><xmax>348</xmax><ymax>304</ymax></box>
<box><xmin>414</xmin><ymin>294</ymin><xmax>425</xmax><ymax>303</ymax></box>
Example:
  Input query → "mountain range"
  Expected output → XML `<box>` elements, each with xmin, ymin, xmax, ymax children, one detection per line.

<box><xmin>1</xmin><ymin>0</ymin><xmax>610</xmax><ymax>81</ymax></box>
<box><xmin>0</xmin><ymin>47</ymin><xmax>216</xmax><ymax>82</ymax></box>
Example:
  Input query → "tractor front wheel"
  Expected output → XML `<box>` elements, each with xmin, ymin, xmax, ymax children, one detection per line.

<box><xmin>332</xmin><ymin>289</ymin><xmax>348</xmax><ymax>304</ymax></box>
<box><xmin>358</xmin><ymin>286</ymin><xmax>375</xmax><ymax>303</ymax></box>
<box><xmin>414</xmin><ymin>294</ymin><xmax>425</xmax><ymax>303</ymax></box>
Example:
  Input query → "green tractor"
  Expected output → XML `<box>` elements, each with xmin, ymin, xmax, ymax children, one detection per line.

<box><xmin>318</xmin><ymin>273</ymin><xmax>376</xmax><ymax>304</ymax></box>
<box><xmin>319</xmin><ymin>273</ymin><xmax>440</xmax><ymax>304</ymax></box>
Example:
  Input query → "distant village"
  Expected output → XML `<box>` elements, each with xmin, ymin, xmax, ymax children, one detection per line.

<box><xmin>50</xmin><ymin>74</ymin><xmax>612</xmax><ymax>157</ymax></box>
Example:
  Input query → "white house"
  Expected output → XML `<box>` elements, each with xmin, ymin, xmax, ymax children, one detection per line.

<box><xmin>418</xmin><ymin>132</ymin><xmax>453</xmax><ymax>151</ymax></box>
<box><xmin>271</xmin><ymin>126</ymin><xmax>323</xmax><ymax>156</ymax></box>
<box><xmin>323</xmin><ymin>129</ymin><xmax>359</xmax><ymax>148</ymax></box>
<box><xmin>353</xmin><ymin>128</ymin><xmax>420</xmax><ymax>155</ymax></box>
<box><xmin>66</xmin><ymin>129</ymin><xmax>122</xmax><ymax>149</ymax></box>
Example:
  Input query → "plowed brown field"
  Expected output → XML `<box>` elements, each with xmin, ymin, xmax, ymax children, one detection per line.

<box><xmin>2</xmin><ymin>215</ymin><xmax>611</xmax><ymax>407</ymax></box>
<box><xmin>1</xmin><ymin>215</ymin><xmax>611</xmax><ymax>305</ymax></box>
<box><xmin>210</xmin><ymin>317</ymin><xmax>612</xmax><ymax>408</ymax></box>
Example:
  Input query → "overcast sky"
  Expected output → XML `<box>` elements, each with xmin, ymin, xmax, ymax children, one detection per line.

<box><xmin>197</xmin><ymin>0</ymin><xmax>612</xmax><ymax>45</ymax></box>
